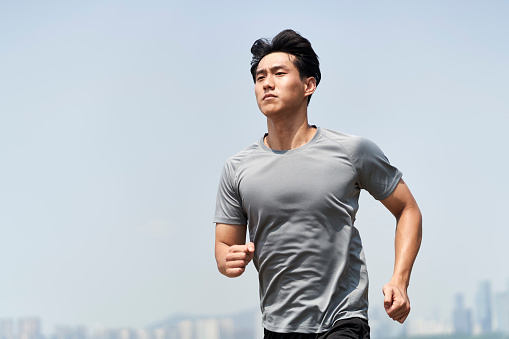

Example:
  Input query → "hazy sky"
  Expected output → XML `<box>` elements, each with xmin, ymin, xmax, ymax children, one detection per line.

<box><xmin>1</xmin><ymin>0</ymin><xmax>508</xmax><ymax>334</ymax></box>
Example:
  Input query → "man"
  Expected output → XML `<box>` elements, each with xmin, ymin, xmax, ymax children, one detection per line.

<box><xmin>214</xmin><ymin>29</ymin><xmax>422</xmax><ymax>339</ymax></box>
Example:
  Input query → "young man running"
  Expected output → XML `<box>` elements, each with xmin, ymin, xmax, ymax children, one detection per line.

<box><xmin>214</xmin><ymin>29</ymin><xmax>422</xmax><ymax>339</ymax></box>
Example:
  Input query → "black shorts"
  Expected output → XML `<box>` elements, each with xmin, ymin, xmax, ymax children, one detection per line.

<box><xmin>263</xmin><ymin>317</ymin><xmax>370</xmax><ymax>339</ymax></box>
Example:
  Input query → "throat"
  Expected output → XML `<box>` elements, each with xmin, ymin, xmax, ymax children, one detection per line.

<box><xmin>264</xmin><ymin>124</ymin><xmax>317</xmax><ymax>151</ymax></box>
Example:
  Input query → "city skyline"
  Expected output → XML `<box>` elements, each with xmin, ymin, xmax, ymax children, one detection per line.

<box><xmin>1</xmin><ymin>277</ymin><xmax>508</xmax><ymax>339</ymax></box>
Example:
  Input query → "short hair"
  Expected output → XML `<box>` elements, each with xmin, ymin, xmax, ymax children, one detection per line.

<box><xmin>250</xmin><ymin>29</ymin><xmax>321</xmax><ymax>104</ymax></box>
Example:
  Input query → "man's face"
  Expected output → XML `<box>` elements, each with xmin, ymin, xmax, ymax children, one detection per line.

<box><xmin>254</xmin><ymin>52</ymin><xmax>312</xmax><ymax>118</ymax></box>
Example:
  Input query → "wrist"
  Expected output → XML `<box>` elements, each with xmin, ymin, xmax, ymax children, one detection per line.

<box><xmin>389</xmin><ymin>275</ymin><xmax>409</xmax><ymax>290</ymax></box>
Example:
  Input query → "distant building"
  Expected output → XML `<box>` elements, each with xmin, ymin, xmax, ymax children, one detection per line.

<box><xmin>406</xmin><ymin>318</ymin><xmax>452</xmax><ymax>337</ymax></box>
<box><xmin>176</xmin><ymin>320</ymin><xmax>192</xmax><ymax>339</ymax></box>
<box><xmin>134</xmin><ymin>329</ymin><xmax>150</xmax><ymax>339</ymax></box>
<box><xmin>53</xmin><ymin>325</ymin><xmax>88</xmax><ymax>339</ymax></box>
<box><xmin>18</xmin><ymin>317</ymin><xmax>42</xmax><ymax>339</ymax></box>
<box><xmin>117</xmin><ymin>329</ymin><xmax>132</xmax><ymax>339</ymax></box>
<box><xmin>194</xmin><ymin>319</ymin><xmax>219</xmax><ymax>339</ymax></box>
<box><xmin>475</xmin><ymin>280</ymin><xmax>493</xmax><ymax>333</ymax></box>
<box><xmin>90</xmin><ymin>327</ymin><xmax>114</xmax><ymax>339</ymax></box>
<box><xmin>494</xmin><ymin>280</ymin><xmax>509</xmax><ymax>334</ymax></box>
<box><xmin>217</xmin><ymin>319</ymin><xmax>233</xmax><ymax>339</ymax></box>
<box><xmin>0</xmin><ymin>319</ymin><xmax>14</xmax><ymax>339</ymax></box>
<box><xmin>452</xmin><ymin>293</ymin><xmax>472</xmax><ymax>335</ymax></box>
<box><xmin>151</xmin><ymin>327</ymin><xmax>167</xmax><ymax>339</ymax></box>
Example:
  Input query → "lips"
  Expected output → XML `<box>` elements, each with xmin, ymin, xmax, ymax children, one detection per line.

<box><xmin>263</xmin><ymin>93</ymin><xmax>277</xmax><ymax>100</ymax></box>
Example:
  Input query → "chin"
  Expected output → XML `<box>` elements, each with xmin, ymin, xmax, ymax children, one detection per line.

<box><xmin>259</xmin><ymin>104</ymin><xmax>280</xmax><ymax>116</ymax></box>
<box><xmin>260</xmin><ymin>109</ymin><xmax>279</xmax><ymax>118</ymax></box>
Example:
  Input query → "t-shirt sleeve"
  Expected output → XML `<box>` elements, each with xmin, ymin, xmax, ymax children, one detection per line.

<box><xmin>213</xmin><ymin>160</ymin><xmax>248</xmax><ymax>225</ymax></box>
<box><xmin>351</xmin><ymin>137</ymin><xmax>403</xmax><ymax>200</ymax></box>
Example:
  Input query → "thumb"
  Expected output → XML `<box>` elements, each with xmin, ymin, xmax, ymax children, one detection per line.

<box><xmin>383</xmin><ymin>285</ymin><xmax>393</xmax><ymax>310</ymax></box>
<box><xmin>247</xmin><ymin>242</ymin><xmax>255</xmax><ymax>253</ymax></box>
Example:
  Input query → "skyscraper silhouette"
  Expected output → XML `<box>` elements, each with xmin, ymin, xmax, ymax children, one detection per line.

<box><xmin>453</xmin><ymin>293</ymin><xmax>472</xmax><ymax>334</ymax></box>
<box><xmin>476</xmin><ymin>280</ymin><xmax>493</xmax><ymax>333</ymax></box>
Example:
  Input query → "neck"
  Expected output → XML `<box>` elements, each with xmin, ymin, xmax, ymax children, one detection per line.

<box><xmin>264</xmin><ymin>113</ymin><xmax>316</xmax><ymax>151</ymax></box>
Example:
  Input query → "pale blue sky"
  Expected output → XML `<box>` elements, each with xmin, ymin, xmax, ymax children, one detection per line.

<box><xmin>1</xmin><ymin>0</ymin><xmax>508</xmax><ymax>334</ymax></box>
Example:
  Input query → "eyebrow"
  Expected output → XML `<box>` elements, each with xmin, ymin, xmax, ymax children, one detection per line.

<box><xmin>255</xmin><ymin>65</ymin><xmax>291</xmax><ymax>76</ymax></box>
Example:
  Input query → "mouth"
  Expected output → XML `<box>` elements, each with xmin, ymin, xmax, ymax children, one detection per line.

<box><xmin>263</xmin><ymin>94</ymin><xmax>277</xmax><ymax>100</ymax></box>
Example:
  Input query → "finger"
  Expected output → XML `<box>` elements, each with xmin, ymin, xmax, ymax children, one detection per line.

<box><xmin>392</xmin><ymin>304</ymin><xmax>410</xmax><ymax>319</ymax></box>
<box><xmin>394</xmin><ymin>310</ymin><xmax>410</xmax><ymax>323</ymax></box>
<box><xmin>225</xmin><ymin>267</ymin><xmax>245</xmax><ymax>277</ymax></box>
<box><xmin>229</xmin><ymin>244</ymin><xmax>249</xmax><ymax>253</ymax></box>
<box><xmin>389</xmin><ymin>308</ymin><xmax>404</xmax><ymax>320</ymax></box>
<box><xmin>387</xmin><ymin>302</ymin><xmax>403</xmax><ymax>318</ymax></box>
<box><xmin>387</xmin><ymin>302</ymin><xmax>410</xmax><ymax>321</ymax></box>
<box><xmin>247</xmin><ymin>242</ymin><xmax>255</xmax><ymax>252</ymax></box>
<box><xmin>245</xmin><ymin>243</ymin><xmax>255</xmax><ymax>262</ymax></box>
<box><xmin>226</xmin><ymin>259</ymin><xmax>249</xmax><ymax>268</ymax></box>
<box><xmin>226</xmin><ymin>251</ymin><xmax>250</xmax><ymax>261</ymax></box>
<box><xmin>383</xmin><ymin>286</ymin><xmax>394</xmax><ymax>310</ymax></box>
<box><xmin>245</xmin><ymin>254</ymin><xmax>254</xmax><ymax>265</ymax></box>
<box><xmin>399</xmin><ymin>312</ymin><xmax>410</xmax><ymax>323</ymax></box>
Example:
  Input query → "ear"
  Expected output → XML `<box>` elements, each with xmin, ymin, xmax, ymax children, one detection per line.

<box><xmin>303</xmin><ymin>77</ymin><xmax>317</xmax><ymax>98</ymax></box>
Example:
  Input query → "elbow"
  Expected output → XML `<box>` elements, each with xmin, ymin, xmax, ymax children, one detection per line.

<box><xmin>418</xmin><ymin>208</ymin><xmax>423</xmax><ymax>242</ymax></box>
<box><xmin>214</xmin><ymin>246</ymin><xmax>228</xmax><ymax>277</ymax></box>
<box><xmin>216</xmin><ymin>259</ymin><xmax>226</xmax><ymax>276</ymax></box>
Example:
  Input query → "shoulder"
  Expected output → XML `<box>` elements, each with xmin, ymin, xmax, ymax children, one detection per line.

<box><xmin>320</xmin><ymin>128</ymin><xmax>380</xmax><ymax>155</ymax></box>
<box><xmin>222</xmin><ymin>141</ymin><xmax>261</xmax><ymax>174</ymax></box>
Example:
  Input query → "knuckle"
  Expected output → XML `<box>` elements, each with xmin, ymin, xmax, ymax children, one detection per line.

<box><xmin>226</xmin><ymin>267</ymin><xmax>244</xmax><ymax>277</ymax></box>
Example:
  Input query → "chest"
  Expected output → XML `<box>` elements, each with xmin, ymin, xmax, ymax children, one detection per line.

<box><xmin>237</xmin><ymin>151</ymin><xmax>359</xmax><ymax>212</ymax></box>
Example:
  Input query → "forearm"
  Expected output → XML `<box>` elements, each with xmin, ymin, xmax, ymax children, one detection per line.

<box><xmin>390</xmin><ymin>205</ymin><xmax>422</xmax><ymax>289</ymax></box>
<box><xmin>215</xmin><ymin>223</ymin><xmax>252</xmax><ymax>278</ymax></box>
<box><xmin>380</xmin><ymin>179</ymin><xmax>421</xmax><ymax>323</ymax></box>
<box><xmin>215</xmin><ymin>241</ymin><xmax>232</xmax><ymax>276</ymax></box>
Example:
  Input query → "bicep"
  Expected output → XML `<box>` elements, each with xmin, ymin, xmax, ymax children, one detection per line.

<box><xmin>215</xmin><ymin>223</ymin><xmax>247</xmax><ymax>247</ymax></box>
<box><xmin>380</xmin><ymin>178</ymin><xmax>419</xmax><ymax>219</ymax></box>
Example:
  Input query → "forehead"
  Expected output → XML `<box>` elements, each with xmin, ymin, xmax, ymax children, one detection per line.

<box><xmin>257</xmin><ymin>52</ymin><xmax>296</xmax><ymax>71</ymax></box>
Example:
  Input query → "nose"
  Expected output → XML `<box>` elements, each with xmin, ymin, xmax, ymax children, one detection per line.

<box><xmin>263</xmin><ymin>74</ymin><xmax>275</xmax><ymax>91</ymax></box>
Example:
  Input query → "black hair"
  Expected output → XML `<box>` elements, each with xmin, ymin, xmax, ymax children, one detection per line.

<box><xmin>250</xmin><ymin>29</ymin><xmax>321</xmax><ymax>104</ymax></box>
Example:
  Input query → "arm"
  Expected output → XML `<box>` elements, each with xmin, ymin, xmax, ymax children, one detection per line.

<box><xmin>215</xmin><ymin>223</ymin><xmax>255</xmax><ymax>278</ymax></box>
<box><xmin>380</xmin><ymin>178</ymin><xmax>422</xmax><ymax>323</ymax></box>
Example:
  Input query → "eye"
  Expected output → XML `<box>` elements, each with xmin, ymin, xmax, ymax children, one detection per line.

<box><xmin>256</xmin><ymin>76</ymin><xmax>265</xmax><ymax>81</ymax></box>
<box><xmin>275</xmin><ymin>72</ymin><xmax>286</xmax><ymax>76</ymax></box>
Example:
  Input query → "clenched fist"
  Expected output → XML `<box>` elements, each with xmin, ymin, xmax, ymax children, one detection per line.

<box><xmin>383</xmin><ymin>283</ymin><xmax>411</xmax><ymax>323</ymax></box>
<box><xmin>225</xmin><ymin>242</ymin><xmax>255</xmax><ymax>278</ymax></box>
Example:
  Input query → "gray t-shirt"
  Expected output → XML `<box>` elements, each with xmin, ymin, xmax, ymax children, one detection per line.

<box><xmin>214</xmin><ymin>127</ymin><xmax>402</xmax><ymax>333</ymax></box>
